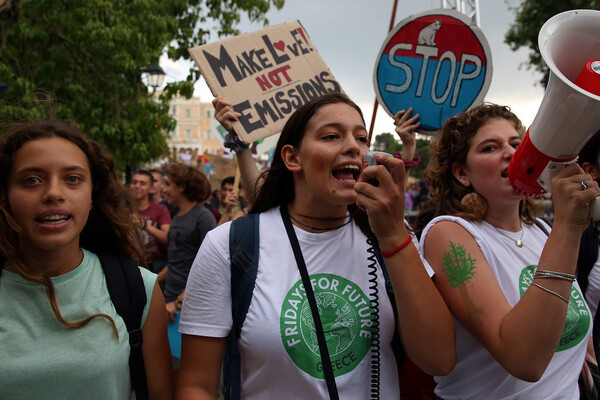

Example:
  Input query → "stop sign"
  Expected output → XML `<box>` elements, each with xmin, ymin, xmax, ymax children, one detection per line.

<box><xmin>373</xmin><ymin>9</ymin><xmax>493</xmax><ymax>134</ymax></box>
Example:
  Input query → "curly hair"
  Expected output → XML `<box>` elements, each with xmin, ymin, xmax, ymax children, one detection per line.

<box><xmin>0</xmin><ymin>120</ymin><xmax>147</xmax><ymax>338</ymax></box>
<box><xmin>413</xmin><ymin>103</ymin><xmax>537</xmax><ymax>232</ymax></box>
<box><xmin>165</xmin><ymin>164</ymin><xmax>212</xmax><ymax>203</ymax></box>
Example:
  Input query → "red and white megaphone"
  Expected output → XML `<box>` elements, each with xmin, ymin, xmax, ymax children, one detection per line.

<box><xmin>508</xmin><ymin>9</ymin><xmax>600</xmax><ymax>218</ymax></box>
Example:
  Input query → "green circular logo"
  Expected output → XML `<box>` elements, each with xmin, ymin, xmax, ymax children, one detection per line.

<box><xmin>280</xmin><ymin>273</ymin><xmax>374</xmax><ymax>378</ymax></box>
<box><xmin>520</xmin><ymin>265</ymin><xmax>590</xmax><ymax>351</ymax></box>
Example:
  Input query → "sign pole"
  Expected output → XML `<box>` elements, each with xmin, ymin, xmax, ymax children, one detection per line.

<box><xmin>233</xmin><ymin>166</ymin><xmax>241</xmax><ymax>195</ymax></box>
<box><xmin>368</xmin><ymin>0</ymin><xmax>399</xmax><ymax>146</ymax></box>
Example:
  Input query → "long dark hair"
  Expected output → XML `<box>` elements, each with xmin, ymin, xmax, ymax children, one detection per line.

<box><xmin>0</xmin><ymin>120</ymin><xmax>146</xmax><ymax>337</ymax></box>
<box><xmin>250</xmin><ymin>92</ymin><xmax>372</xmax><ymax>235</ymax></box>
<box><xmin>578</xmin><ymin>129</ymin><xmax>600</xmax><ymax>169</ymax></box>
<box><xmin>413</xmin><ymin>103</ymin><xmax>537</xmax><ymax>232</ymax></box>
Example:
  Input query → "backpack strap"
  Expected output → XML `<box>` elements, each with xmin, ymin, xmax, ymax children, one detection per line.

<box><xmin>373</xmin><ymin>241</ymin><xmax>405</xmax><ymax>367</ymax></box>
<box><xmin>223</xmin><ymin>213</ymin><xmax>260</xmax><ymax>400</ymax></box>
<box><xmin>97</xmin><ymin>253</ymin><xmax>149</xmax><ymax>400</ymax></box>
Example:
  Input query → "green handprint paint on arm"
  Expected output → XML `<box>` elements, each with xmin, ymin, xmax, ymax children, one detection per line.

<box><xmin>443</xmin><ymin>242</ymin><xmax>477</xmax><ymax>287</ymax></box>
<box><xmin>443</xmin><ymin>241</ymin><xmax>483</xmax><ymax>325</ymax></box>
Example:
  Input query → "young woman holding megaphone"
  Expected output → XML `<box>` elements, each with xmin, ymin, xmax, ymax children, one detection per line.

<box><xmin>414</xmin><ymin>101</ymin><xmax>600</xmax><ymax>400</ymax></box>
<box><xmin>177</xmin><ymin>92</ymin><xmax>456</xmax><ymax>399</ymax></box>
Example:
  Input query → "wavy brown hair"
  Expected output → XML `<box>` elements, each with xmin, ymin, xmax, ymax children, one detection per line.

<box><xmin>413</xmin><ymin>103</ymin><xmax>537</xmax><ymax>232</ymax></box>
<box><xmin>166</xmin><ymin>164</ymin><xmax>212</xmax><ymax>203</ymax></box>
<box><xmin>0</xmin><ymin>120</ymin><xmax>147</xmax><ymax>338</ymax></box>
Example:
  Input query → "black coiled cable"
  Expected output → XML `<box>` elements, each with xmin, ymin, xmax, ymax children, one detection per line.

<box><xmin>366</xmin><ymin>237</ymin><xmax>381</xmax><ymax>399</ymax></box>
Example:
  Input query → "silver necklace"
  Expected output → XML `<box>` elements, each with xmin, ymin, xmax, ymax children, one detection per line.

<box><xmin>494</xmin><ymin>224</ymin><xmax>524</xmax><ymax>248</ymax></box>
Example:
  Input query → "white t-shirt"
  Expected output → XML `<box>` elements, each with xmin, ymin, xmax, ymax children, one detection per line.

<box><xmin>585</xmin><ymin>255</ymin><xmax>600</xmax><ymax>320</ymax></box>
<box><xmin>180</xmin><ymin>207</ymin><xmax>401</xmax><ymax>399</ymax></box>
<box><xmin>420</xmin><ymin>216</ymin><xmax>591</xmax><ymax>400</ymax></box>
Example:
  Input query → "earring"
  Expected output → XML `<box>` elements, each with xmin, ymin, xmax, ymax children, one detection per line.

<box><xmin>90</xmin><ymin>203</ymin><xmax>93</xmax><ymax>211</ymax></box>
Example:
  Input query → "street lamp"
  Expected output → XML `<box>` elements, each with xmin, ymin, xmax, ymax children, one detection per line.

<box><xmin>143</xmin><ymin>64</ymin><xmax>166</xmax><ymax>93</ymax></box>
<box><xmin>124</xmin><ymin>63</ymin><xmax>166</xmax><ymax>184</ymax></box>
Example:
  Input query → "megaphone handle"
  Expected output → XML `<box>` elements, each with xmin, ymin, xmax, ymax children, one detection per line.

<box><xmin>537</xmin><ymin>158</ymin><xmax>579</xmax><ymax>193</ymax></box>
<box><xmin>592</xmin><ymin>196</ymin><xmax>600</xmax><ymax>222</ymax></box>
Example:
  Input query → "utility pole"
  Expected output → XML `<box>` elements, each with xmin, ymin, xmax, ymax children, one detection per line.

<box><xmin>442</xmin><ymin>0</ymin><xmax>481</xmax><ymax>26</ymax></box>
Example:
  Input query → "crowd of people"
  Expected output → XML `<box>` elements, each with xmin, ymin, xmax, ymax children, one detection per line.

<box><xmin>1</xmin><ymin>89</ymin><xmax>600</xmax><ymax>400</ymax></box>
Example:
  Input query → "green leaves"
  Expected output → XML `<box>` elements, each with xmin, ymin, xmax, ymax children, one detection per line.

<box><xmin>0</xmin><ymin>0</ymin><xmax>284</xmax><ymax>168</ymax></box>
<box><xmin>504</xmin><ymin>0</ymin><xmax>597</xmax><ymax>88</ymax></box>
<box><xmin>442</xmin><ymin>241</ymin><xmax>477</xmax><ymax>288</ymax></box>
<box><xmin>372</xmin><ymin>132</ymin><xmax>432</xmax><ymax>179</ymax></box>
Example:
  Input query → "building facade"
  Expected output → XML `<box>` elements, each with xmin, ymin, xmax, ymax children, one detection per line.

<box><xmin>167</xmin><ymin>95</ymin><xmax>224</xmax><ymax>163</ymax></box>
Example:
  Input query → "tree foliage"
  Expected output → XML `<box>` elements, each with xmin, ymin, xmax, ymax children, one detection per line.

<box><xmin>0</xmin><ymin>0</ymin><xmax>284</xmax><ymax>169</ymax></box>
<box><xmin>372</xmin><ymin>132</ymin><xmax>432</xmax><ymax>179</ymax></box>
<box><xmin>504</xmin><ymin>0</ymin><xmax>597</xmax><ymax>88</ymax></box>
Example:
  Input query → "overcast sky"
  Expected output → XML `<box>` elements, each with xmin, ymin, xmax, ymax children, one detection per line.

<box><xmin>162</xmin><ymin>0</ymin><xmax>546</xmax><ymax>137</ymax></box>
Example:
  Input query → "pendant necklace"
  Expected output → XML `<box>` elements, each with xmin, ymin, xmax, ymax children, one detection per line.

<box><xmin>494</xmin><ymin>224</ymin><xmax>524</xmax><ymax>248</ymax></box>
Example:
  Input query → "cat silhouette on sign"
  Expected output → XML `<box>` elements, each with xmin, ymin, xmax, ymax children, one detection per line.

<box><xmin>418</xmin><ymin>19</ymin><xmax>441</xmax><ymax>46</ymax></box>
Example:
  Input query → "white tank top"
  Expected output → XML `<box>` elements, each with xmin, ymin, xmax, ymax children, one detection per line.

<box><xmin>420</xmin><ymin>216</ymin><xmax>590</xmax><ymax>400</ymax></box>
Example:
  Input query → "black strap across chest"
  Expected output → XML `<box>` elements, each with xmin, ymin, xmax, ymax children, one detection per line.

<box><xmin>280</xmin><ymin>206</ymin><xmax>340</xmax><ymax>400</ymax></box>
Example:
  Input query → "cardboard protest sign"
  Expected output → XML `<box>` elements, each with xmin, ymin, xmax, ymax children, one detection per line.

<box><xmin>373</xmin><ymin>9</ymin><xmax>492</xmax><ymax>134</ymax></box>
<box><xmin>211</xmin><ymin>113</ymin><xmax>279</xmax><ymax>156</ymax></box>
<box><xmin>189</xmin><ymin>20</ymin><xmax>342</xmax><ymax>143</ymax></box>
<box><xmin>202</xmin><ymin>152</ymin><xmax>238</xmax><ymax>191</ymax></box>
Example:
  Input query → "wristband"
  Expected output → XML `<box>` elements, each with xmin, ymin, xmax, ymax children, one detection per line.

<box><xmin>393</xmin><ymin>152</ymin><xmax>421</xmax><ymax>168</ymax></box>
<box><xmin>534</xmin><ymin>269</ymin><xmax>576</xmax><ymax>282</ymax></box>
<box><xmin>175</xmin><ymin>297</ymin><xmax>183</xmax><ymax>310</ymax></box>
<box><xmin>530</xmin><ymin>283</ymin><xmax>569</xmax><ymax>303</ymax></box>
<box><xmin>381</xmin><ymin>235</ymin><xmax>413</xmax><ymax>257</ymax></box>
<box><xmin>224</xmin><ymin>133</ymin><xmax>250</xmax><ymax>153</ymax></box>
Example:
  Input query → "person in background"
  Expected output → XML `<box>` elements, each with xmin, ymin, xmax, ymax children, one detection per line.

<box><xmin>150</xmin><ymin>169</ymin><xmax>166</xmax><ymax>205</ymax></box>
<box><xmin>151</xmin><ymin>168</ymin><xmax>179</xmax><ymax>218</ymax></box>
<box><xmin>416</xmin><ymin>103</ymin><xmax>598</xmax><ymax>399</ymax></box>
<box><xmin>130</xmin><ymin>170</ymin><xmax>171</xmax><ymax>274</ymax></box>
<box><xmin>0</xmin><ymin>121</ymin><xmax>173</xmax><ymax>399</ymax></box>
<box><xmin>576</xmin><ymin>130</ymin><xmax>600</xmax><ymax>320</ymax></box>
<box><xmin>205</xmin><ymin>176</ymin><xmax>245</xmax><ymax>225</ymax></box>
<box><xmin>392</xmin><ymin>107</ymin><xmax>421</xmax><ymax>192</ymax></box>
<box><xmin>392</xmin><ymin>107</ymin><xmax>437</xmax><ymax>399</ymax></box>
<box><xmin>160</xmin><ymin>164</ymin><xmax>216</xmax><ymax>322</ymax></box>
<box><xmin>177</xmin><ymin>92</ymin><xmax>455</xmax><ymax>399</ymax></box>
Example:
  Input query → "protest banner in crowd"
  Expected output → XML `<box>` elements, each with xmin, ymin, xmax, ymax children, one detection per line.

<box><xmin>189</xmin><ymin>20</ymin><xmax>342</xmax><ymax>143</ymax></box>
<box><xmin>202</xmin><ymin>151</ymin><xmax>238</xmax><ymax>191</ymax></box>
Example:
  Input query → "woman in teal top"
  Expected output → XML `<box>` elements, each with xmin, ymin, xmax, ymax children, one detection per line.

<box><xmin>0</xmin><ymin>121</ymin><xmax>174</xmax><ymax>399</ymax></box>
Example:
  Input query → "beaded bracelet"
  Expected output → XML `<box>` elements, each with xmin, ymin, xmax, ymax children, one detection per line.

<box><xmin>381</xmin><ymin>235</ymin><xmax>413</xmax><ymax>257</ymax></box>
<box><xmin>534</xmin><ymin>269</ymin><xmax>576</xmax><ymax>282</ymax></box>
<box><xmin>530</xmin><ymin>283</ymin><xmax>569</xmax><ymax>303</ymax></box>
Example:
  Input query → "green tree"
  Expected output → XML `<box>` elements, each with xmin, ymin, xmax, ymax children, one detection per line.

<box><xmin>0</xmin><ymin>0</ymin><xmax>283</xmax><ymax>169</ymax></box>
<box><xmin>372</xmin><ymin>132</ymin><xmax>432</xmax><ymax>180</ymax></box>
<box><xmin>412</xmin><ymin>137</ymin><xmax>432</xmax><ymax>179</ymax></box>
<box><xmin>373</xmin><ymin>132</ymin><xmax>402</xmax><ymax>154</ymax></box>
<box><xmin>505</xmin><ymin>0</ymin><xmax>597</xmax><ymax>88</ymax></box>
